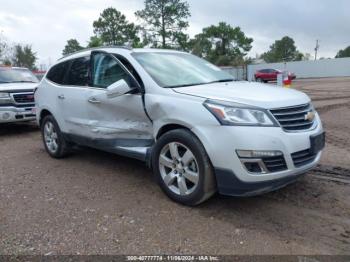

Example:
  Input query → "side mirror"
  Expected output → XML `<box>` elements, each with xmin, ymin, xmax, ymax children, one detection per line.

<box><xmin>106</xmin><ymin>79</ymin><xmax>133</xmax><ymax>98</ymax></box>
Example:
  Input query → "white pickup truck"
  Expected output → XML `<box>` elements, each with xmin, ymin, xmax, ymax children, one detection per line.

<box><xmin>0</xmin><ymin>66</ymin><xmax>38</xmax><ymax>123</ymax></box>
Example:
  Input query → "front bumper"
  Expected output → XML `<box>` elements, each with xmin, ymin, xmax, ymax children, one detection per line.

<box><xmin>214</xmin><ymin>166</ymin><xmax>311</xmax><ymax>197</ymax></box>
<box><xmin>192</xmin><ymin>114</ymin><xmax>324</xmax><ymax>196</ymax></box>
<box><xmin>0</xmin><ymin>106</ymin><xmax>36</xmax><ymax>123</ymax></box>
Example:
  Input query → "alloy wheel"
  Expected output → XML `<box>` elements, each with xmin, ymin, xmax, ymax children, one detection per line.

<box><xmin>44</xmin><ymin>121</ymin><xmax>59</xmax><ymax>154</ymax></box>
<box><xmin>159</xmin><ymin>142</ymin><xmax>199</xmax><ymax>196</ymax></box>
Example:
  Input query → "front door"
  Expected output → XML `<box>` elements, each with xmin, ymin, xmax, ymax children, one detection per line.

<box><xmin>86</xmin><ymin>52</ymin><xmax>153</xmax><ymax>151</ymax></box>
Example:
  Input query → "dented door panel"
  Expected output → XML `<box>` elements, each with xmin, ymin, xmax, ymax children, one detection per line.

<box><xmin>86</xmin><ymin>88</ymin><xmax>153</xmax><ymax>143</ymax></box>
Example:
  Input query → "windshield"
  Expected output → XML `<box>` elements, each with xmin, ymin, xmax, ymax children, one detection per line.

<box><xmin>132</xmin><ymin>52</ymin><xmax>234</xmax><ymax>88</ymax></box>
<box><xmin>0</xmin><ymin>68</ymin><xmax>39</xmax><ymax>84</ymax></box>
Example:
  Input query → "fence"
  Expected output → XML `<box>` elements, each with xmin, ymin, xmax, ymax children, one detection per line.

<box><xmin>220</xmin><ymin>66</ymin><xmax>247</xmax><ymax>81</ymax></box>
<box><xmin>247</xmin><ymin>57</ymin><xmax>350</xmax><ymax>81</ymax></box>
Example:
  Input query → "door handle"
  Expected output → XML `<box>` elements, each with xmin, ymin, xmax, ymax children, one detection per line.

<box><xmin>88</xmin><ymin>97</ymin><xmax>101</xmax><ymax>104</ymax></box>
<box><xmin>58</xmin><ymin>94</ymin><xmax>65</xmax><ymax>100</ymax></box>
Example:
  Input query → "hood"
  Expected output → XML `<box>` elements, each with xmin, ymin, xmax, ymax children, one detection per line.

<box><xmin>0</xmin><ymin>82</ymin><xmax>38</xmax><ymax>92</ymax></box>
<box><xmin>173</xmin><ymin>81</ymin><xmax>310</xmax><ymax>109</ymax></box>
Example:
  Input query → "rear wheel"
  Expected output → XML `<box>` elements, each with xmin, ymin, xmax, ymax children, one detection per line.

<box><xmin>152</xmin><ymin>129</ymin><xmax>216</xmax><ymax>206</ymax></box>
<box><xmin>256</xmin><ymin>78</ymin><xmax>263</xmax><ymax>83</ymax></box>
<box><xmin>41</xmin><ymin>115</ymin><xmax>70</xmax><ymax>158</ymax></box>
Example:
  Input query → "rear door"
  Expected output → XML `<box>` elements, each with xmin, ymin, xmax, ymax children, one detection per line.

<box><xmin>43</xmin><ymin>60</ymin><xmax>70</xmax><ymax>131</ymax></box>
<box><xmin>85</xmin><ymin>51</ymin><xmax>153</xmax><ymax>148</ymax></box>
<box><xmin>260</xmin><ymin>69</ymin><xmax>269</xmax><ymax>80</ymax></box>
<box><xmin>58</xmin><ymin>56</ymin><xmax>92</xmax><ymax>137</ymax></box>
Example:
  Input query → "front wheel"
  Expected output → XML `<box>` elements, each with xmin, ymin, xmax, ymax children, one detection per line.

<box><xmin>152</xmin><ymin>129</ymin><xmax>216</xmax><ymax>206</ymax></box>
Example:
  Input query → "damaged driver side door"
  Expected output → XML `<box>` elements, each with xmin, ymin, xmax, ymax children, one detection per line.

<box><xmin>85</xmin><ymin>51</ymin><xmax>153</xmax><ymax>157</ymax></box>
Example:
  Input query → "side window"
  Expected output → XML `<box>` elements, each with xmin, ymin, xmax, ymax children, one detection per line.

<box><xmin>46</xmin><ymin>61</ymin><xmax>69</xmax><ymax>84</ymax></box>
<box><xmin>65</xmin><ymin>56</ymin><xmax>90</xmax><ymax>86</ymax></box>
<box><xmin>92</xmin><ymin>53</ymin><xmax>136</xmax><ymax>89</ymax></box>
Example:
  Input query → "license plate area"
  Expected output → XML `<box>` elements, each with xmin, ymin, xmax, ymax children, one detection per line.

<box><xmin>310</xmin><ymin>132</ymin><xmax>326</xmax><ymax>154</ymax></box>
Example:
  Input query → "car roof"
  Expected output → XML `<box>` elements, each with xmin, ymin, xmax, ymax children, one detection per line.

<box><xmin>257</xmin><ymin>69</ymin><xmax>281</xmax><ymax>71</ymax></box>
<box><xmin>58</xmin><ymin>46</ymin><xmax>186</xmax><ymax>63</ymax></box>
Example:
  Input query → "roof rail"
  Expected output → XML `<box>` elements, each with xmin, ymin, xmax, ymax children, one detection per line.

<box><xmin>58</xmin><ymin>45</ymin><xmax>133</xmax><ymax>61</ymax></box>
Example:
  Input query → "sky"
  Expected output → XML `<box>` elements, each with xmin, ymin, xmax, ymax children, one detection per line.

<box><xmin>0</xmin><ymin>0</ymin><xmax>349</xmax><ymax>68</ymax></box>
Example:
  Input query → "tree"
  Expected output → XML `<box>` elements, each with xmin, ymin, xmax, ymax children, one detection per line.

<box><xmin>173</xmin><ymin>32</ymin><xmax>191</xmax><ymax>51</ymax></box>
<box><xmin>0</xmin><ymin>37</ymin><xmax>4</xmax><ymax>60</ymax></box>
<box><xmin>3</xmin><ymin>59</ymin><xmax>12</xmax><ymax>66</ymax></box>
<box><xmin>87</xmin><ymin>36</ymin><xmax>104</xmax><ymax>48</ymax></box>
<box><xmin>335</xmin><ymin>46</ymin><xmax>350</xmax><ymax>58</ymax></box>
<box><xmin>0</xmin><ymin>33</ymin><xmax>9</xmax><ymax>62</ymax></box>
<box><xmin>11</xmin><ymin>44</ymin><xmax>37</xmax><ymax>70</ymax></box>
<box><xmin>188</xmin><ymin>33</ymin><xmax>212</xmax><ymax>58</ymax></box>
<box><xmin>261</xmin><ymin>36</ymin><xmax>302</xmax><ymax>63</ymax></box>
<box><xmin>303</xmin><ymin>53</ymin><xmax>312</xmax><ymax>61</ymax></box>
<box><xmin>294</xmin><ymin>51</ymin><xmax>304</xmax><ymax>61</ymax></box>
<box><xmin>93</xmin><ymin>7</ymin><xmax>140</xmax><ymax>47</ymax></box>
<box><xmin>62</xmin><ymin>39</ymin><xmax>84</xmax><ymax>56</ymax></box>
<box><xmin>135</xmin><ymin>0</ymin><xmax>191</xmax><ymax>49</ymax></box>
<box><xmin>188</xmin><ymin>22</ymin><xmax>253</xmax><ymax>66</ymax></box>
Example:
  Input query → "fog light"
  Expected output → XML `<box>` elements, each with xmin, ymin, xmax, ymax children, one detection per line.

<box><xmin>236</xmin><ymin>150</ymin><xmax>283</xmax><ymax>158</ymax></box>
<box><xmin>244</xmin><ymin>162</ymin><xmax>263</xmax><ymax>173</ymax></box>
<box><xmin>2</xmin><ymin>113</ymin><xmax>10</xmax><ymax>120</ymax></box>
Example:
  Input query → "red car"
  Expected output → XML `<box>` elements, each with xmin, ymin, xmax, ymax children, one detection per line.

<box><xmin>254</xmin><ymin>69</ymin><xmax>296</xmax><ymax>83</ymax></box>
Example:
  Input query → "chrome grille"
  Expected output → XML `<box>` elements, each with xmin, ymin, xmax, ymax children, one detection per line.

<box><xmin>12</xmin><ymin>92</ymin><xmax>35</xmax><ymax>104</ymax></box>
<box><xmin>270</xmin><ymin>104</ymin><xmax>315</xmax><ymax>132</ymax></box>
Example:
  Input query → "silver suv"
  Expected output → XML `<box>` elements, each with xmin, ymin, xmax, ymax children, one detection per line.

<box><xmin>35</xmin><ymin>47</ymin><xmax>325</xmax><ymax>205</ymax></box>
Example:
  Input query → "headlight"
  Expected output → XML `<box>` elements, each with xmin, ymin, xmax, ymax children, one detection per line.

<box><xmin>0</xmin><ymin>92</ymin><xmax>10</xmax><ymax>98</ymax></box>
<box><xmin>0</xmin><ymin>92</ymin><xmax>11</xmax><ymax>104</ymax></box>
<box><xmin>204</xmin><ymin>99</ymin><xmax>277</xmax><ymax>126</ymax></box>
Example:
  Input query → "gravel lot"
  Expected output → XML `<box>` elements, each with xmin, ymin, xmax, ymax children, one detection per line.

<box><xmin>1</xmin><ymin>77</ymin><xmax>350</xmax><ymax>255</ymax></box>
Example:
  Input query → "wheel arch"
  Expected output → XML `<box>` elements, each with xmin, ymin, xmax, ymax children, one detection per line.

<box><xmin>151</xmin><ymin>124</ymin><xmax>217</xmax><ymax>205</ymax></box>
<box><xmin>39</xmin><ymin>109</ymin><xmax>53</xmax><ymax>126</ymax></box>
<box><xmin>150</xmin><ymin>122</ymin><xmax>210</xmax><ymax>169</ymax></box>
<box><xmin>156</xmin><ymin>123</ymin><xmax>192</xmax><ymax>140</ymax></box>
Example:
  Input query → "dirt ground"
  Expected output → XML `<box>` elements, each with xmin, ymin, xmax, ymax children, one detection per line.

<box><xmin>0</xmin><ymin>77</ymin><xmax>350</xmax><ymax>255</ymax></box>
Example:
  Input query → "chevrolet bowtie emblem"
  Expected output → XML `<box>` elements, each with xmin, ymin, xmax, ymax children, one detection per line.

<box><xmin>305</xmin><ymin>111</ymin><xmax>315</xmax><ymax>121</ymax></box>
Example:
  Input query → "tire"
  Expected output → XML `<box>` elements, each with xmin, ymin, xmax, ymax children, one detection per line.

<box><xmin>256</xmin><ymin>78</ymin><xmax>263</xmax><ymax>83</ymax></box>
<box><xmin>152</xmin><ymin>129</ymin><xmax>216</xmax><ymax>206</ymax></box>
<box><xmin>41</xmin><ymin>115</ymin><xmax>70</xmax><ymax>158</ymax></box>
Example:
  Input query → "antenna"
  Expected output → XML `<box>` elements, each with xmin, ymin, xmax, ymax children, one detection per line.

<box><xmin>314</xmin><ymin>40</ymin><xmax>320</xmax><ymax>60</ymax></box>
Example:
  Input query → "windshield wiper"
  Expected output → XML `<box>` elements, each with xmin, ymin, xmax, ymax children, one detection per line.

<box><xmin>208</xmin><ymin>79</ymin><xmax>235</xmax><ymax>83</ymax></box>
<box><xmin>165</xmin><ymin>79</ymin><xmax>235</xmax><ymax>88</ymax></box>
<box><xmin>10</xmin><ymin>81</ymin><xmax>37</xmax><ymax>83</ymax></box>
<box><xmin>165</xmin><ymin>82</ymin><xmax>209</xmax><ymax>88</ymax></box>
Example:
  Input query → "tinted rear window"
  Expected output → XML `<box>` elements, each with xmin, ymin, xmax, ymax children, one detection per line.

<box><xmin>46</xmin><ymin>61</ymin><xmax>70</xmax><ymax>84</ymax></box>
<box><xmin>65</xmin><ymin>57</ymin><xmax>90</xmax><ymax>86</ymax></box>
